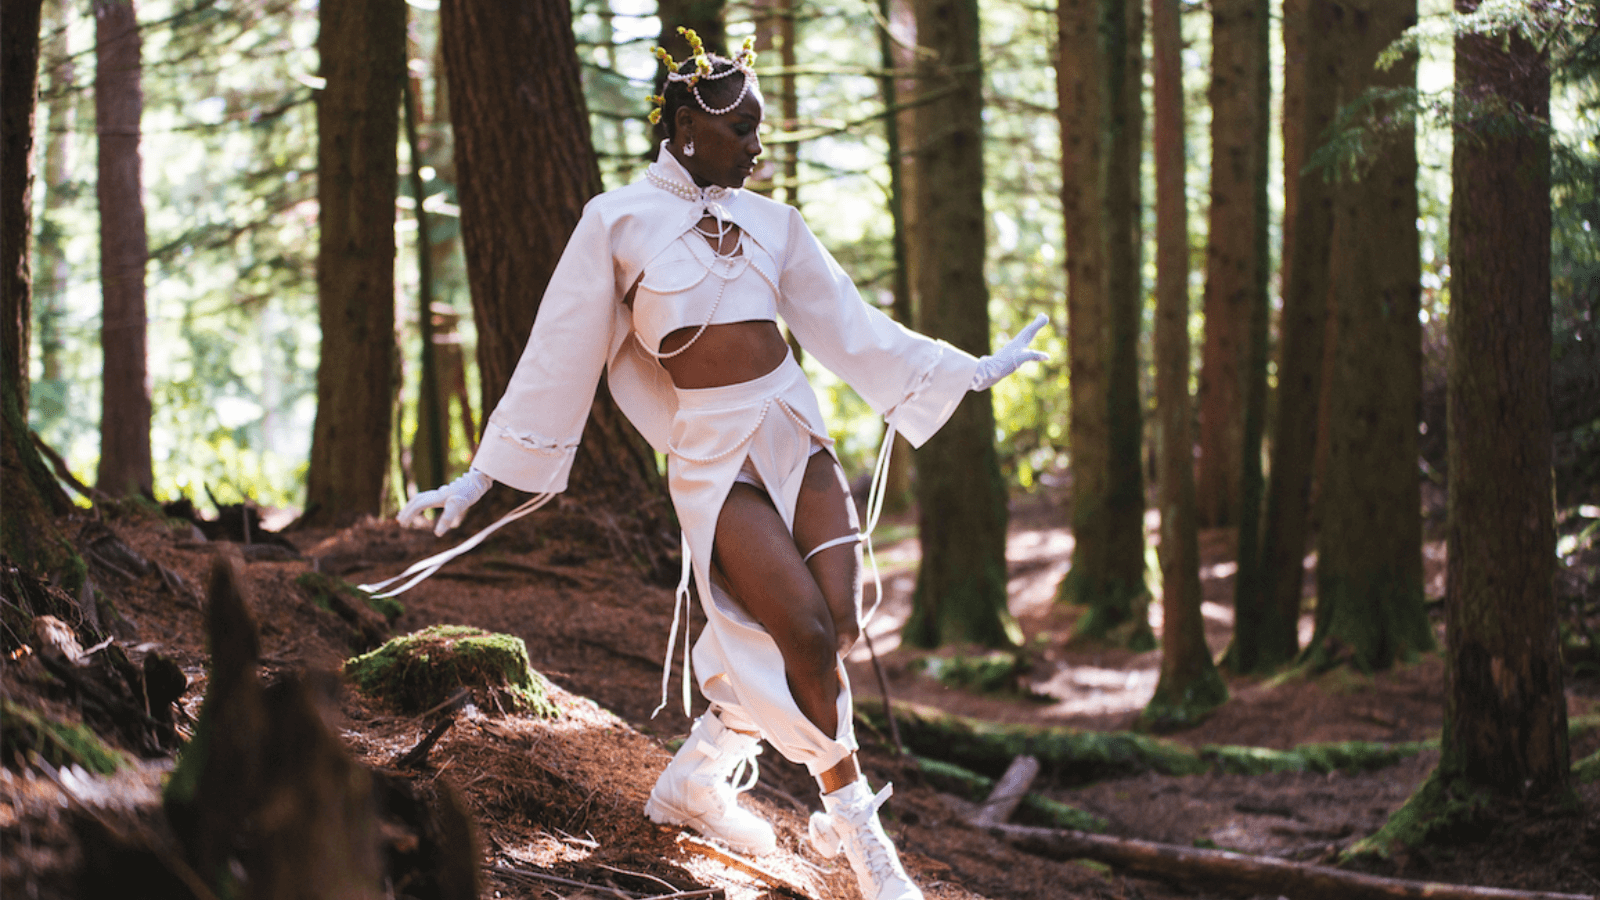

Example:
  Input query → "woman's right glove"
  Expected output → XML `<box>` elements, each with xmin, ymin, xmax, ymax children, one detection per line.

<box><xmin>398</xmin><ymin>468</ymin><xmax>493</xmax><ymax>536</ymax></box>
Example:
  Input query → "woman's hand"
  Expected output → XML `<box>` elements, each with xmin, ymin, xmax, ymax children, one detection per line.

<box><xmin>972</xmin><ymin>313</ymin><xmax>1050</xmax><ymax>391</ymax></box>
<box><xmin>398</xmin><ymin>469</ymin><xmax>493</xmax><ymax>536</ymax></box>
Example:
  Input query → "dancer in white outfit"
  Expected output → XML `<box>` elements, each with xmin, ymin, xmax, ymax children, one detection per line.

<box><xmin>389</xmin><ymin>29</ymin><xmax>1047</xmax><ymax>900</ymax></box>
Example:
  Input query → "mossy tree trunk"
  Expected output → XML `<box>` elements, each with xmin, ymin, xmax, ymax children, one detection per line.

<box><xmin>906</xmin><ymin>0</ymin><xmax>1017</xmax><ymax>649</ymax></box>
<box><xmin>302</xmin><ymin>0</ymin><xmax>406</xmax><ymax>526</ymax></box>
<box><xmin>1144</xmin><ymin>0</ymin><xmax>1226</xmax><ymax>731</ymax></box>
<box><xmin>1441</xmin><ymin>1</ymin><xmax>1567</xmax><ymax>798</ymax></box>
<box><xmin>1</xmin><ymin>0</ymin><xmax>83</xmax><ymax>592</ymax></box>
<box><xmin>1305</xmin><ymin>0</ymin><xmax>1430</xmax><ymax>672</ymax></box>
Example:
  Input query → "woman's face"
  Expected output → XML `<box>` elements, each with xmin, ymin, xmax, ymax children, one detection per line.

<box><xmin>675</xmin><ymin>86</ymin><xmax>765</xmax><ymax>189</ymax></box>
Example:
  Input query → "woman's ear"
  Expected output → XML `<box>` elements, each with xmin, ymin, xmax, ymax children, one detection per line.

<box><xmin>674</xmin><ymin>106</ymin><xmax>696</xmax><ymax>144</ymax></box>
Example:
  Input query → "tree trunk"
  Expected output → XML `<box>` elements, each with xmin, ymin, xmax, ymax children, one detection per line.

<box><xmin>1306</xmin><ymin>0</ymin><xmax>1430</xmax><ymax>671</ymax></box>
<box><xmin>1242</xmin><ymin>0</ymin><xmax>1338</xmax><ymax>673</ymax></box>
<box><xmin>1196</xmin><ymin>0</ymin><xmax>1265</xmax><ymax>529</ymax></box>
<box><xmin>1100</xmin><ymin>0</ymin><xmax>1152</xmax><ymax>644</ymax></box>
<box><xmin>440</xmin><ymin>0</ymin><xmax>670</xmax><ymax>567</ymax></box>
<box><xmin>1442</xmin><ymin>0</ymin><xmax>1567</xmax><ymax>798</ymax></box>
<box><xmin>1143</xmin><ymin>0</ymin><xmax>1225</xmax><ymax>730</ymax></box>
<box><xmin>1227</xmin><ymin>0</ymin><xmax>1272</xmax><ymax>670</ymax></box>
<box><xmin>878</xmin><ymin>0</ymin><xmax>917</xmax><ymax>515</ymax></box>
<box><xmin>2</xmin><ymin>0</ymin><xmax>83</xmax><ymax>592</ymax></box>
<box><xmin>1055</xmin><ymin>0</ymin><xmax>1108</xmax><ymax>614</ymax></box>
<box><xmin>94</xmin><ymin>0</ymin><xmax>152</xmax><ymax>499</ymax></box>
<box><xmin>3</xmin><ymin>0</ymin><xmax>43</xmax><ymax>415</ymax></box>
<box><xmin>301</xmin><ymin>0</ymin><xmax>406</xmax><ymax>527</ymax></box>
<box><xmin>32</xmin><ymin>0</ymin><xmax>74</xmax><ymax>433</ymax></box>
<box><xmin>906</xmin><ymin>0</ymin><xmax>1016</xmax><ymax>649</ymax></box>
<box><xmin>653</xmin><ymin>0</ymin><xmax>726</xmax><ymax>150</ymax></box>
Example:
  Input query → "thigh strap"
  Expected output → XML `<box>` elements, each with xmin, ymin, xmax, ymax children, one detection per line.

<box><xmin>803</xmin><ymin>532</ymin><xmax>863</xmax><ymax>563</ymax></box>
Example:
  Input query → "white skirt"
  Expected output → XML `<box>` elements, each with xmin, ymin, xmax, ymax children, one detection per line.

<box><xmin>664</xmin><ymin>351</ymin><xmax>859</xmax><ymax>775</ymax></box>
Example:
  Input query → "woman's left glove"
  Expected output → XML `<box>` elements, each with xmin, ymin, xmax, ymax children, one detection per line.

<box><xmin>398</xmin><ymin>468</ymin><xmax>493</xmax><ymax>536</ymax></box>
<box><xmin>971</xmin><ymin>313</ymin><xmax>1050</xmax><ymax>391</ymax></box>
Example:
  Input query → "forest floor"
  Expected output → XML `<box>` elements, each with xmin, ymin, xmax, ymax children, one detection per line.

<box><xmin>3</xmin><ymin>488</ymin><xmax>1599</xmax><ymax>900</ymax></box>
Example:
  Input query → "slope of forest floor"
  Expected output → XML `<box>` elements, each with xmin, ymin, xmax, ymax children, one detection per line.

<box><xmin>3</xmin><ymin>490</ymin><xmax>1598</xmax><ymax>900</ymax></box>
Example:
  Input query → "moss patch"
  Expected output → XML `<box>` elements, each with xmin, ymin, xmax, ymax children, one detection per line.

<box><xmin>1138</xmin><ymin>666</ymin><xmax>1229</xmax><ymax>733</ymax></box>
<box><xmin>1344</xmin><ymin>768</ymin><xmax>1494</xmax><ymax>860</ymax></box>
<box><xmin>296</xmin><ymin>571</ymin><xmax>403</xmax><ymax>622</ymax></box>
<box><xmin>344</xmin><ymin>625</ymin><xmax>557</xmax><ymax>717</ymax></box>
<box><xmin>1</xmin><ymin>699</ymin><xmax>128</xmax><ymax>775</ymax></box>
<box><xmin>1202</xmin><ymin>739</ymin><xmax>1434</xmax><ymax>775</ymax></box>
<box><xmin>913</xmin><ymin>755</ymin><xmax>1108</xmax><ymax>832</ymax></box>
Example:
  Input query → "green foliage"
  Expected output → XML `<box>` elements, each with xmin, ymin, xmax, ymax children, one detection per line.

<box><xmin>344</xmin><ymin>625</ymin><xmax>558</xmax><ymax>717</ymax></box>
<box><xmin>0</xmin><ymin>699</ymin><xmax>128</xmax><ymax>775</ymax></box>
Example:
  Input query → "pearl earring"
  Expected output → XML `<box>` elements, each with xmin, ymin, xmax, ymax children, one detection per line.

<box><xmin>684</xmin><ymin>139</ymin><xmax>695</xmax><ymax>157</ymax></box>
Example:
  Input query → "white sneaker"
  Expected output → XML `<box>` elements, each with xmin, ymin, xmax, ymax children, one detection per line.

<box><xmin>809</xmin><ymin>779</ymin><xmax>924</xmax><ymax>900</ymax></box>
<box><xmin>645</xmin><ymin>712</ymin><xmax>777</xmax><ymax>855</ymax></box>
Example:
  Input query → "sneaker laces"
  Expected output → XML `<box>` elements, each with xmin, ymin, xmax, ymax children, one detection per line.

<box><xmin>811</xmin><ymin>782</ymin><xmax>901</xmax><ymax>891</ymax></box>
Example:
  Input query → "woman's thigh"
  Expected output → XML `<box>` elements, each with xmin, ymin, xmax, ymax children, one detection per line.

<box><xmin>791</xmin><ymin>452</ymin><xmax>863</xmax><ymax>652</ymax></box>
<box><xmin>712</xmin><ymin>483</ymin><xmax>837</xmax><ymax>668</ymax></box>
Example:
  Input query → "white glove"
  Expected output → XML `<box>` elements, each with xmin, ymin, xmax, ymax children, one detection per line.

<box><xmin>971</xmin><ymin>313</ymin><xmax>1050</xmax><ymax>391</ymax></box>
<box><xmin>398</xmin><ymin>468</ymin><xmax>493</xmax><ymax>536</ymax></box>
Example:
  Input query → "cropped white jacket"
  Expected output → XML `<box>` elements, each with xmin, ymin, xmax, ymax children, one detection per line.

<box><xmin>470</xmin><ymin>152</ymin><xmax>980</xmax><ymax>495</ymax></box>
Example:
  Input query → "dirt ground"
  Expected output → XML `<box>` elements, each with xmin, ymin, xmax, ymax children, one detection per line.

<box><xmin>3</xmin><ymin>490</ymin><xmax>1598</xmax><ymax>900</ymax></box>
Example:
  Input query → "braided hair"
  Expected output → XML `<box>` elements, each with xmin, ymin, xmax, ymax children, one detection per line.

<box><xmin>659</xmin><ymin>56</ymin><xmax>752</xmax><ymax>141</ymax></box>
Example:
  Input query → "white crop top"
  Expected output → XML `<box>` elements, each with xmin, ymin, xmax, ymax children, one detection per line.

<box><xmin>630</xmin><ymin>228</ymin><xmax>781</xmax><ymax>358</ymax></box>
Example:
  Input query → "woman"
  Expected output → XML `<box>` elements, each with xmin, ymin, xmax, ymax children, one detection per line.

<box><xmin>389</xmin><ymin>31</ymin><xmax>1046</xmax><ymax>900</ymax></box>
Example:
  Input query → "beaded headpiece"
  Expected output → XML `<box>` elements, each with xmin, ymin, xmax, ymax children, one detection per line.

<box><xmin>649</xmin><ymin>27</ymin><xmax>759</xmax><ymax>125</ymax></box>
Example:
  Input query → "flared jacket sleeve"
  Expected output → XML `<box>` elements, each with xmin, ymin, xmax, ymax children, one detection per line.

<box><xmin>470</xmin><ymin>201</ymin><xmax>619</xmax><ymax>494</ymax></box>
<box><xmin>772</xmin><ymin>206</ymin><xmax>979</xmax><ymax>447</ymax></box>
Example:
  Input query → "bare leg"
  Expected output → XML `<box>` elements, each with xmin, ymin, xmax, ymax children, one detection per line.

<box><xmin>711</xmin><ymin>452</ymin><xmax>862</xmax><ymax>739</ymax></box>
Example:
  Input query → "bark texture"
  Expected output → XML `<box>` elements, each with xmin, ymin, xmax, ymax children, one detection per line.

<box><xmin>1307</xmin><ymin>0</ymin><xmax>1430</xmax><ymax>671</ymax></box>
<box><xmin>440</xmin><ymin>0</ymin><xmax>670</xmax><ymax>570</ymax></box>
<box><xmin>1442</xmin><ymin>2</ymin><xmax>1567</xmax><ymax>798</ymax></box>
<box><xmin>1056</xmin><ymin>0</ymin><xmax>1108</xmax><ymax>611</ymax></box>
<box><xmin>1195</xmin><ymin>0</ymin><xmax>1266</xmax><ymax>529</ymax></box>
<box><xmin>1237</xmin><ymin>0</ymin><xmax>1339</xmax><ymax>672</ymax></box>
<box><xmin>1144</xmin><ymin>0</ymin><xmax>1225</xmax><ymax>730</ymax></box>
<box><xmin>907</xmin><ymin>0</ymin><xmax>1016</xmax><ymax>648</ymax></box>
<box><xmin>302</xmin><ymin>0</ymin><xmax>405</xmax><ymax>526</ymax></box>
<box><xmin>1100</xmin><ymin>0</ymin><xmax>1152</xmax><ymax>641</ymax></box>
<box><xmin>1</xmin><ymin>0</ymin><xmax>82</xmax><ymax>591</ymax></box>
<box><xmin>94</xmin><ymin>0</ymin><xmax>153</xmax><ymax>498</ymax></box>
<box><xmin>2</xmin><ymin>0</ymin><xmax>42</xmax><ymax>413</ymax></box>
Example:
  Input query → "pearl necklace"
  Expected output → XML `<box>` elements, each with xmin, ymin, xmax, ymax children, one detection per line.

<box><xmin>646</xmin><ymin>167</ymin><xmax>699</xmax><ymax>201</ymax></box>
<box><xmin>646</xmin><ymin>167</ymin><xmax>735</xmax><ymax>209</ymax></box>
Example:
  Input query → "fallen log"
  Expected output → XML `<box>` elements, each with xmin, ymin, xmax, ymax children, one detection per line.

<box><xmin>987</xmin><ymin>822</ymin><xmax>1593</xmax><ymax>900</ymax></box>
<box><xmin>971</xmin><ymin>755</ymin><xmax>1040</xmax><ymax>827</ymax></box>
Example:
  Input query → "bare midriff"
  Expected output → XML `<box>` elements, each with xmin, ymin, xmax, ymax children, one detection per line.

<box><xmin>657</xmin><ymin>320</ymin><xmax>790</xmax><ymax>389</ymax></box>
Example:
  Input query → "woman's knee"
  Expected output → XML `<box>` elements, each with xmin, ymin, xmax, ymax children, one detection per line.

<box><xmin>773</xmin><ymin>606</ymin><xmax>840</xmax><ymax>677</ymax></box>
